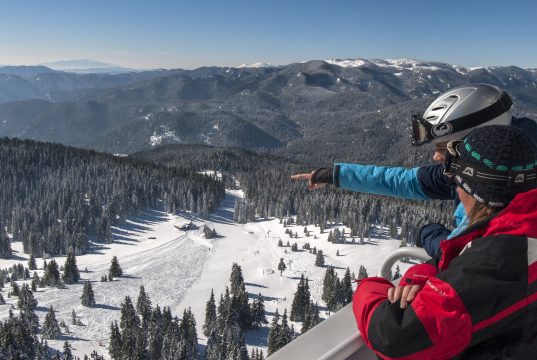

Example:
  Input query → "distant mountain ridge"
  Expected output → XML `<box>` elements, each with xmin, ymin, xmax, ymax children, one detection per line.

<box><xmin>0</xmin><ymin>58</ymin><xmax>536</xmax><ymax>163</ymax></box>
<box><xmin>40</xmin><ymin>59</ymin><xmax>133</xmax><ymax>74</ymax></box>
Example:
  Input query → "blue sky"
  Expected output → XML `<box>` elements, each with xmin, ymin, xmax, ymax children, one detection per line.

<box><xmin>0</xmin><ymin>0</ymin><xmax>535</xmax><ymax>69</ymax></box>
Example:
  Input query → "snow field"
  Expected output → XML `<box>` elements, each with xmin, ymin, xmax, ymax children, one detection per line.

<box><xmin>0</xmin><ymin>188</ymin><xmax>410</xmax><ymax>358</ymax></box>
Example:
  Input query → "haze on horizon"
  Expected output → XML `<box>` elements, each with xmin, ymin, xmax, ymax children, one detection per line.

<box><xmin>1</xmin><ymin>0</ymin><xmax>536</xmax><ymax>70</ymax></box>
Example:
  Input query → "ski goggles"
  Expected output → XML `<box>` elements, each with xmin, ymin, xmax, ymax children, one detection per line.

<box><xmin>411</xmin><ymin>115</ymin><xmax>450</xmax><ymax>146</ymax></box>
<box><xmin>444</xmin><ymin>139</ymin><xmax>537</xmax><ymax>189</ymax></box>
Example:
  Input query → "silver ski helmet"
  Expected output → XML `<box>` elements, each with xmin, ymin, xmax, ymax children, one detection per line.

<box><xmin>411</xmin><ymin>84</ymin><xmax>513</xmax><ymax>146</ymax></box>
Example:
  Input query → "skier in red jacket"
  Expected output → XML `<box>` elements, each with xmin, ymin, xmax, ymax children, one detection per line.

<box><xmin>354</xmin><ymin>125</ymin><xmax>537</xmax><ymax>359</ymax></box>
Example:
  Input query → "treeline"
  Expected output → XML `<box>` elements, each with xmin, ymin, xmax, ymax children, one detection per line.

<box><xmin>134</xmin><ymin>144</ymin><xmax>454</xmax><ymax>243</ymax></box>
<box><xmin>0</xmin><ymin>138</ymin><xmax>225</xmax><ymax>258</ymax></box>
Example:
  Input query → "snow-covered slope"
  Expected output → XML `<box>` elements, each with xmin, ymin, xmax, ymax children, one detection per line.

<box><xmin>0</xmin><ymin>186</ymin><xmax>409</xmax><ymax>358</ymax></box>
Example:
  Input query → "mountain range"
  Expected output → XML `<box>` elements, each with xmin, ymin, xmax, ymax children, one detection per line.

<box><xmin>0</xmin><ymin>58</ymin><xmax>536</xmax><ymax>163</ymax></box>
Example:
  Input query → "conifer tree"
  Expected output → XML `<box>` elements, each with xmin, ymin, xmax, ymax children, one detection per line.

<box><xmin>322</xmin><ymin>267</ymin><xmax>335</xmax><ymax>303</ymax></box>
<box><xmin>10</xmin><ymin>280</ymin><xmax>20</xmax><ymax>297</ymax></box>
<box><xmin>0</xmin><ymin>293</ymin><xmax>4</xmax><ymax>305</ymax></box>
<box><xmin>267</xmin><ymin>309</ymin><xmax>280</xmax><ymax>355</ymax></box>
<box><xmin>277</xmin><ymin>258</ymin><xmax>286</xmax><ymax>276</ymax></box>
<box><xmin>62</xmin><ymin>247</ymin><xmax>80</xmax><ymax>284</ymax></box>
<box><xmin>315</xmin><ymin>250</ymin><xmax>324</xmax><ymax>267</ymax></box>
<box><xmin>109</xmin><ymin>256</ymin><xmax>123</xmax><ymax>278</ymax></box>
<box><xmin>44</xmin><ymin>259</ymin><xmax>60</xmax><ymax>287</ymax></box>
<box><xmin>0</xmin><ymin>222</ymin><xmax>11</xmax><ymax>259</ymax></box>
<box><xmin>342</xmin><ymin>268</ymin><xmax>354</xmax><ymax>304</ymax></box>
<box><xmin>358</xmin><ymin>265</ymin><xmax>368</xmax><ymax>280</ymax></box>
<box><xmin>205</xmin><ymin>329</ymin><xmax>223</xmax><ymax>360</ymax></box>
<box><xmin>28</xmin><ymin>254</ymin><xmax>37</xmax><ymax>270</ymax></box>
<box><xmin>42</xmin><ymin>306</ymin><xmax>61</xmax><ymax>339</ymax></box>
<box><xmin>276</xmin><ymin>309</ymin><xmax>293</xmax><ymax>352</ymax></box>
<box><xmin>290</xmin><ymin>275</ymin><xmax>311</xmax><ymax>322</ymax></box>
<box><xmin>178</xmin><ymin>307</ymin><xmax>199</xmax><ymax>360</ymax></box>
<box><xmin>63</xmin><ymin>341</ymin><xmax>73</xmax><ymax>360</ymax></box>
<box><xmin>71</xmin><ymin>309</ymin><xmax>77</xmax><ymax>325</ymax></box>
<box><xmin>81</xmin><ymin>280</ymin><xmax>96</xmax><ymax>307</ymax></box>
<box><xmin>119</xmin><ymin>296</ymin><xmax>140</xmax><ymax>358</ymax></box>
<box><xmin>136</xmin><ymin>285</ymin><xmax>152</xmax><ymax>327</ymax></box>
<box><xmin>17</xmin><ymin>283</ymin><xmax>39</xmax><ymax>331</ymax></box>
<box><xmin>250</xmin><ymin>293</ymin><xmax>268</xmax><ymax>329</ymax></box>
<box><xmin>203</xmin><ymin>289</ymin><xmax>217</xmax><ymax>337</ymax></box>
<box><xmin>109</xmin><ymin>321</ymin><xmax>122</xmax><ymax>360</ymax></box>
<box><xmin>230</xmin><ymin>263</ymin><xmax>245</xmax><ymax>295</ymax></box>
<box><xmin>148</xmin><ymin>306</ymin><xmax>163</xmax><ymax>360</ymax></box>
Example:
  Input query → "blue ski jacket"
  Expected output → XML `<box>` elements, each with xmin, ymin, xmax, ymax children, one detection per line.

<box><xmin>333</xmin><ymin>163</ymin><xmax>466</xmax><ymax>258</ymax></box>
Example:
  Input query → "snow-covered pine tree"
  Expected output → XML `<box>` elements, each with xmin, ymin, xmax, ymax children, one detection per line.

<box><xmin>148</xmin><ymin>305</ymin><xmax>163</xmax><ymax>360</ymax></box>
<box><xmin>276</xmin><ymin>309</ymin><xmax>293</xmax><ymax>352</ymax></box>
<box><xmin>342</xmin><ymin>268</ymin><xmax>353</xmax><ymax>304</ymax></box>
<box><xmin>62</xmin><ymin>247</ymin><xmax>80</xmax><ymax>284</ymax></box>
<box><xmin>358</xmin><ymin>265</ymin><xmax>369</xmax><ymax>280</ymax></box>
<box><xmin>136</xmin><ymin>285</ymin><xmax>152</xmax><ymax>328</ymax></box>
<box><xmin>290</xmin><ymin>274</ymin><xmax>311</xmax><ymax>322</ymax></box>
<box><xmin>63</xmin><ymin>341</ymin><xmax>73</xmax><ymax>360</ymax></box>
<box><xmin>28</xmin><ymin>254</ymin><xmax>37</xmax><ymax>270</ymax></box>
<box><xmin>250</xmin><ymin>293</ymin><xmax>268</xmax><ymax>329</ymax></box>
<box><xmin>81</xmin><ymin>280</ymin><xmax>96</xmax><ymax>307</ymax></box>
<box><xmin>315</xmin><ymin>250</ymin><xmax>324</xmax><ymax>267</ymax></box>
<box><xmin>203</xmin><ymin>289</ymin><xmax>217</xmax><ymax>337</ymax></box>
<box><xmin>326</xmin><ymin>276</ymin><xmax>342</xmax><ymax>312</ymax></box>
<box><xmin>9</xmin><ymin>280</ymin><xmax>20</xmax><ymax>296</ymax></box>
<box><xmin>119</xmin><ymin>296</ymin><xmax>140</xmax><ymax>358</ymax></box>
<box><xmin>205</xmin><ymin>329</ymin><xmax>223</xmax><ymax>360</ymax></box>
<box><xmin>229</xmin><ymin>263</ymin><xmax>244</xmax><ymax>295</ymax></box>
<box><xmin>267</xmin><ymin>309</ymin><xmax>280</xmax><ymax>355</ymax></box>
<box><xmin>109</xmin><ymin>256</ymin><xmax>123</xmax><ymax>278</ymax></box>
<box><xmin>301</xmin><ymin>301</ymin><xmax>321</xmax><ymax>334</ymax></box>
<box><xmin>17</xmin><ymin>283</ymin><xmax>39</xmax><ymax>331</ymax></box>
<box><xmin>0</xmin><ymin>220</ymin><xmax>11</xmax><ymax>259</ymax></box>
<box><xmin>322</xmin><ymin>266</ymin><xmax>335</xmax><ymax>302</ymax></box>
<box><xmin>42</xmin><ymin>306</ymin><xmax>61</xmax><ymax>339</ymax></box>
<box><xmin>108</xmin><ymin>322</ymin><xmax>123</xmax><ymax>360</ymax></box>
<box><xmin>44</xmin><ymin>259</ymin><xmax>60</xmax><ymax>287</ymax></box>
<box><xmin>178</xmin><ymin>308</ymin><xmax>199</xmax><ymax>359</ymax></box>
<box><xmin>235</xmin><ymin>284</ymin><xmax>252</xmax><ymax>329</ymax></box>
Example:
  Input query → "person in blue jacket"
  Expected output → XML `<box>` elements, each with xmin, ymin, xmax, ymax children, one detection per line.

<box><xmin>292</xmin><ymin>83</ymin><xmax>524</xmax><ymax>259</ymax></box>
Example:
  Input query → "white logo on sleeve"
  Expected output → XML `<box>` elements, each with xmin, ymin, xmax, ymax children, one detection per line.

<box><xmin>462</xmin><ymin>167</ymin><xmax>474</xmax><ymax>177</ymax></box>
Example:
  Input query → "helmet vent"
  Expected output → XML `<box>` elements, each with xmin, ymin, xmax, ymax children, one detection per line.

<box><xmin>449</xmin><ymin>95</ymin><xmax>459</xmax><ymax>99</ymax></box>
<box><xmin>431</xmin><ymin>106</ymin><xmax>446</xmax><ymax>111</ymax></box>
<box><xmin>426</xmin><ymin>115</ymin><xmax>438</xmax><ymax>120</ymax></box>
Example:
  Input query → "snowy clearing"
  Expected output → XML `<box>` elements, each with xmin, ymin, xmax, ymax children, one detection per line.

<box><xmin>0</xmin><ymin>188</ymin><xmax>410</xmax><ymax>358</ymax></box>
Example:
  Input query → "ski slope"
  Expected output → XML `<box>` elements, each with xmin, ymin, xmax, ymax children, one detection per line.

<box><xmin>0</xmin><ymin>187</ymin><xmax>410</xmax><ymax>358</ymax></box>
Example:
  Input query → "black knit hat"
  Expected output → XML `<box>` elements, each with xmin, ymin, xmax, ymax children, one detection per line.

<box><xmin>453</xmin><ymin>125</ymin><xmax>537</xmax><ymax>208</ymax></box>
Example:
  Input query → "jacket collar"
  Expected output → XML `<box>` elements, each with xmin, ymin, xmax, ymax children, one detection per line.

<box><xmin>438</xmin><ymin>188</ymin><xmax>537</xmax><ymax>270</ymax></box>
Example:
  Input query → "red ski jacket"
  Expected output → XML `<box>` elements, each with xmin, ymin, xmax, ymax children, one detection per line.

<box><xmin>353</xmin><ymin>188</ymin><xmax>537</xmax><ymax>359</ymax></box>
